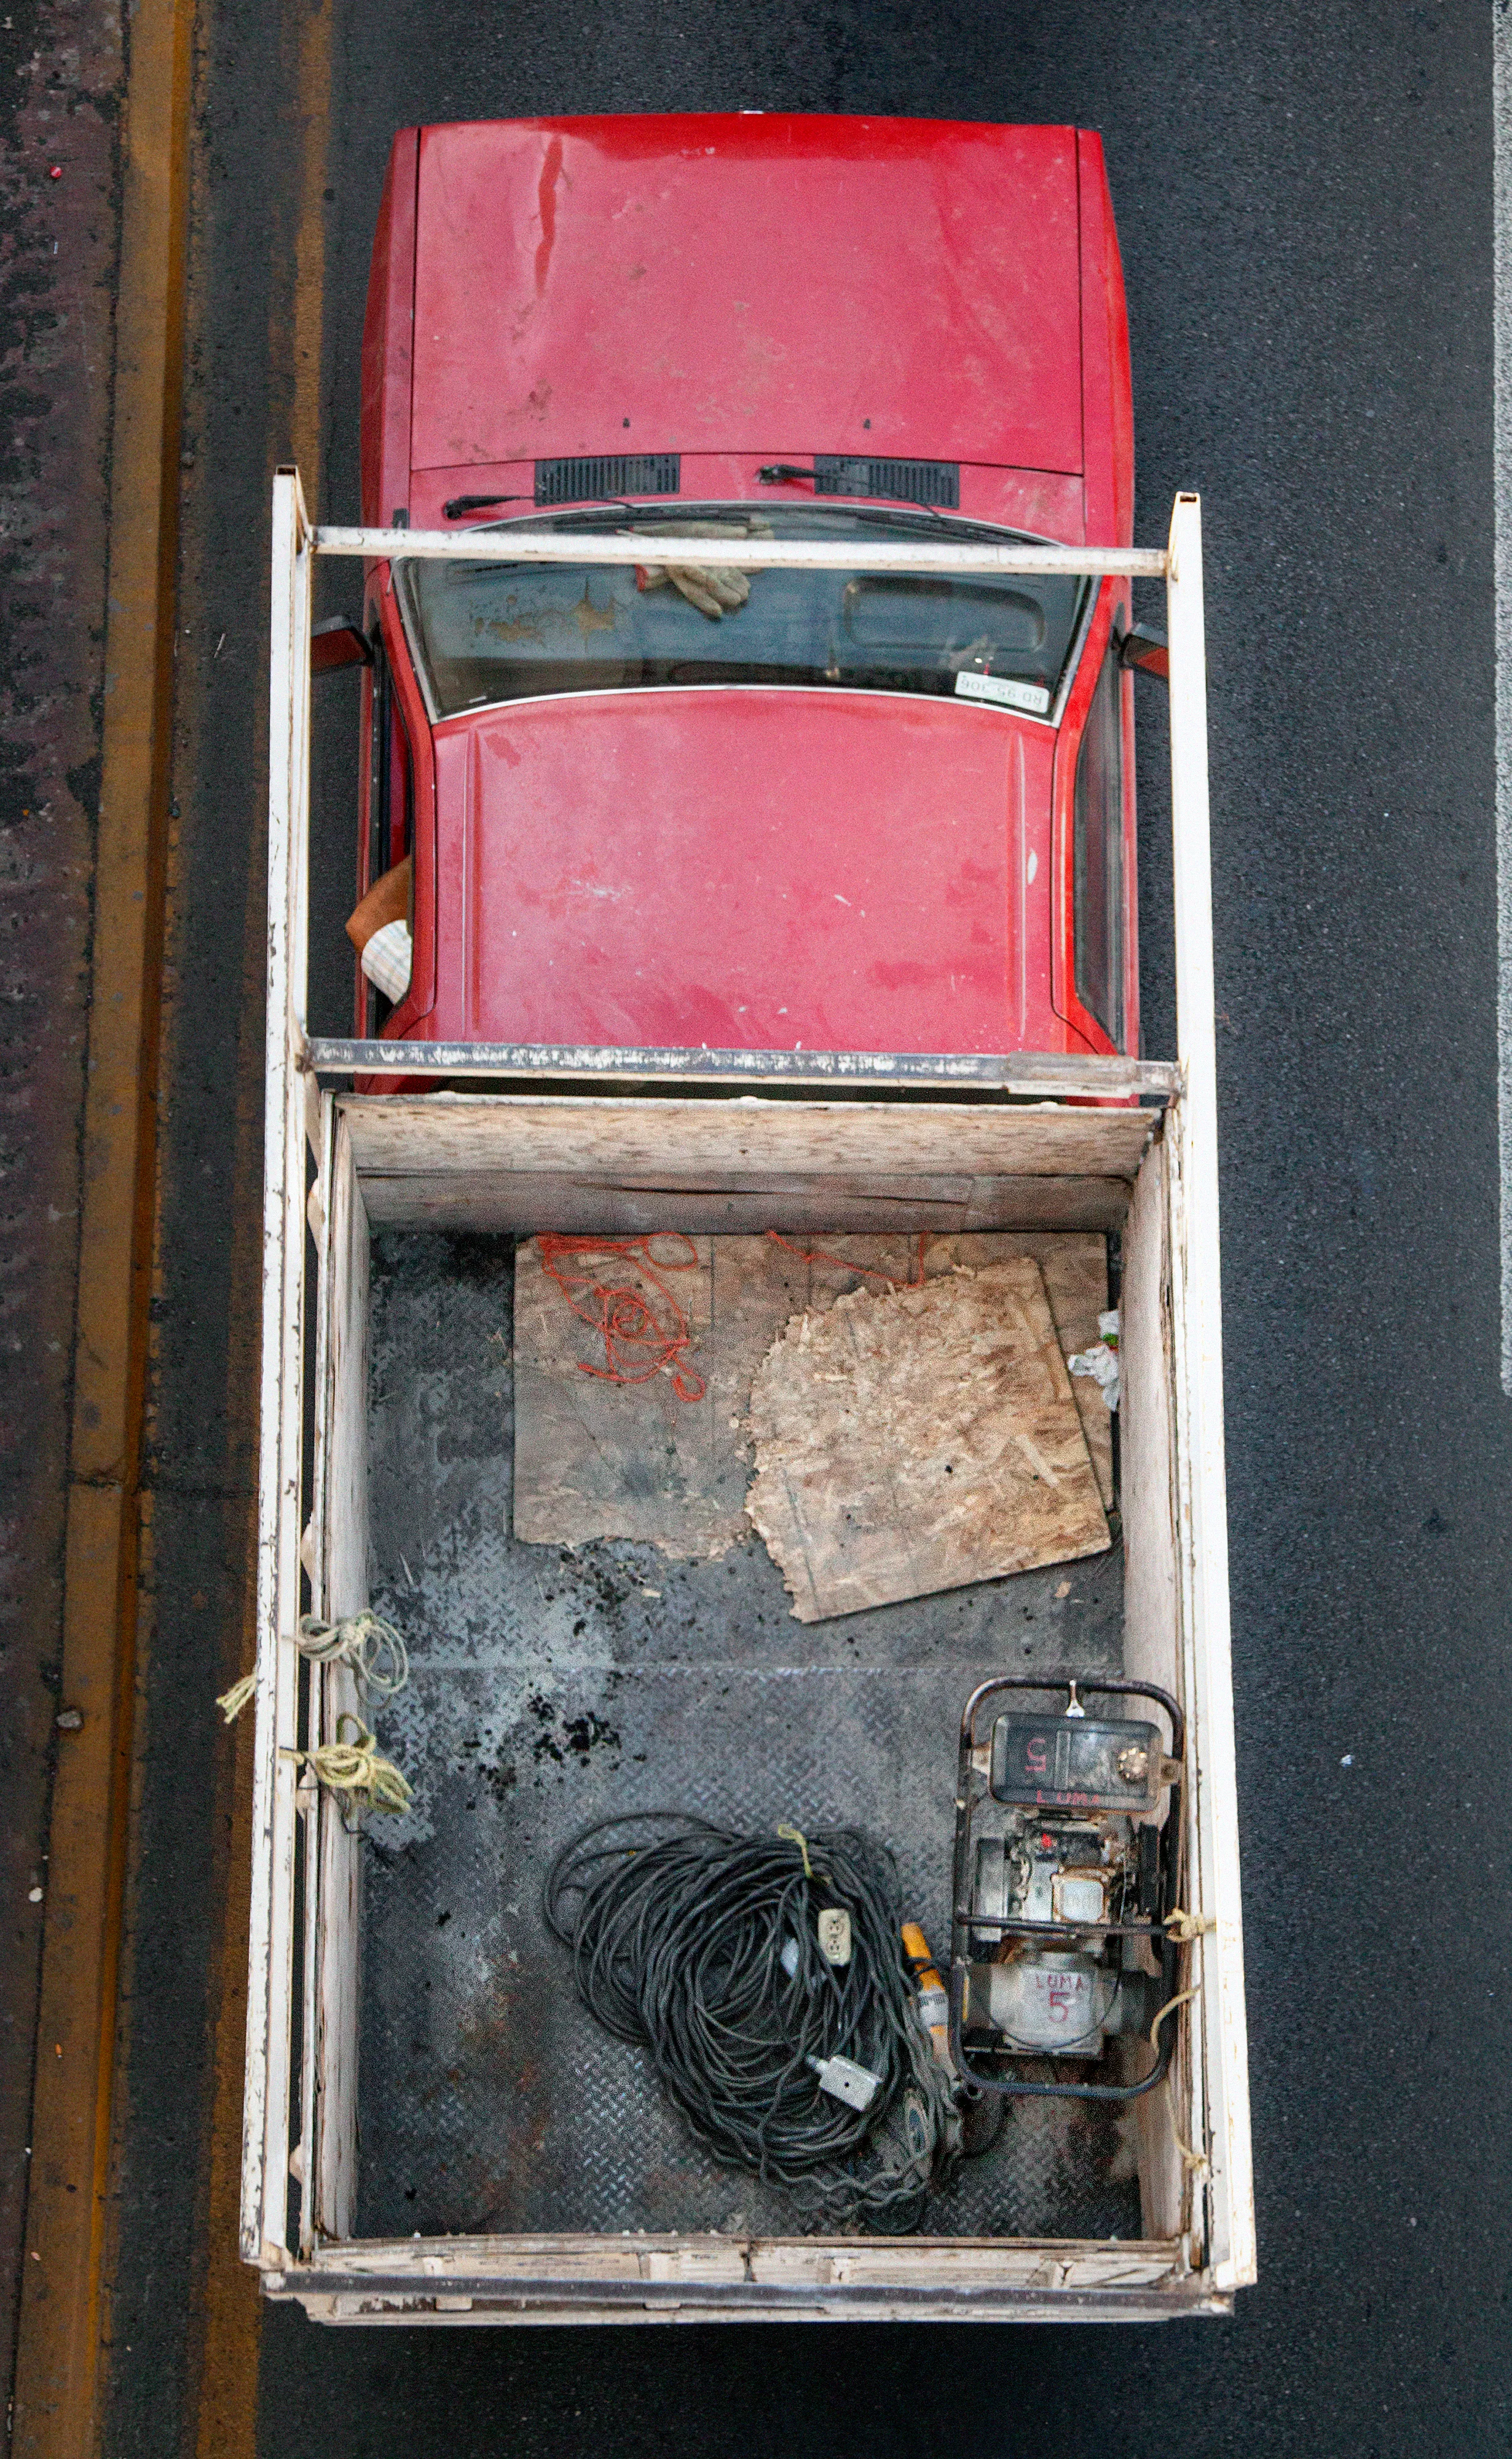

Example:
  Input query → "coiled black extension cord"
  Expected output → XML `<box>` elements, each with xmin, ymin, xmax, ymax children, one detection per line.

<box><xmin>544</xmin><ymin>1811</ymin><xmax>959</xmax><ymax>2230</ymax></box>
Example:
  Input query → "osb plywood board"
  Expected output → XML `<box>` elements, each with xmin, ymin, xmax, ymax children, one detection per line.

<box><xmin>746</xmin><ymin>1261</ymin><xmax>1110</xmax><ymax>1623</ymax></box>
<box><xmin>930</xmin><ymin>1233</ymin><xmax>1112</xmax><ymax>1507</ymax></box>
<box><xmin>513</xmin><ymin>1232</ymin><xmax>773</xmax><ymax>1557</ymax></box>
<box><xmin>513</xmin><ymin>1231</ymin><xmax>1111</xmax><ymax>1556</ymax></box>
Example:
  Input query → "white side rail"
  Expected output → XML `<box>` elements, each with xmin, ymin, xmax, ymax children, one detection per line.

<box><xmin>1164</xmin><ymin>492</ymin><xmax>1254</xmax><ymax>2289</ymax></box>
<box><xmin>245</xmin><ymin>467</ymin><xmax>315</xmax><ymax>2264</ymax></box>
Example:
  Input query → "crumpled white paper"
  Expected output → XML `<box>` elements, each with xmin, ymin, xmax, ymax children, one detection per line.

<box><xmin>1068</xmin><ymin>1308</ymin><xmax>1121</xmax><ymax>1413</ymax></box>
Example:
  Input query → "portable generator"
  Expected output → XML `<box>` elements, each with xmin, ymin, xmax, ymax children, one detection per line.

<box><xmin>950</xmin><ymin>1676</ymin><xmax>1185</xmax><ymax>2101</ymax></box>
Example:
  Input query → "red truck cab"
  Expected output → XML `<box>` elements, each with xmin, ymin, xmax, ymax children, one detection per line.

<box><xmin>353</xmin><ymin>115</ymin><xmax>1140</xmax><ymax>1065</ymax></box>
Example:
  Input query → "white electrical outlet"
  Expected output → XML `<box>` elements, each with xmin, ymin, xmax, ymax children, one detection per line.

<box><xmin>808</xmin><ymin>2053</ymin><xmax>881</xmax><ymax>2112</ymax></box>
<box><xmin>817</xmin><ymin>1908</ymin><xmax>852</xmax><ymax>1965</ymax></box>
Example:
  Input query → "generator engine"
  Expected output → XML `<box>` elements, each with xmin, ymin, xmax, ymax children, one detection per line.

<box><xmin>950</xmin><ymin>1676</ymin><xmax>1184</xmax><ymax>2101</ymax></box>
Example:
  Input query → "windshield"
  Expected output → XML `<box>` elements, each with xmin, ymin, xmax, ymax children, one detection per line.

<box><xmin>394</xmin><ymin>503</ymin><xmax>1092</xmax><ymax>722</ymax></box>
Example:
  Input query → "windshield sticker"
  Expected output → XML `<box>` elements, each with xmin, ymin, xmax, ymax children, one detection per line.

<box><xmin>954</xmin><ymin>671</ymin><xmax>1052</xmax><ymax>716</ymax></box>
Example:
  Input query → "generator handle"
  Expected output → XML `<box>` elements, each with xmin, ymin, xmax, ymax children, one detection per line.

<box><xmin>946</xmin><ymin>1964</ymin><xmax>1179</xmax><ymax>2102</ymax></box>
<box><xmin>958</xmin><ymin>1673</ymin><xmax>1184</xmax><ymax>1764</ymax></box>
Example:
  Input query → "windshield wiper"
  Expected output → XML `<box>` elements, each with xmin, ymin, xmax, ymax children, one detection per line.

<box><xmin>439</xmin><ymin>494</ymin><xmax>1051</xmax><ymax>555</ymax></box>
<box><xmin>756</xmin><ymin>465</ymin><xmax>961</xmax><ymax>534</ymax></box>
<box><xmin>444</xmin><ymin>493</ymin><xmax>638</xmax><ymax>525</ymax></box>
<box><xmin>839</xmin><ymin>504</ymin><xmax>1039</xmax><ymax>547</ymax></box>
<box><xmin>753</xmin><ymin>475</ymin><xmax>1039</xmax><ymax>548</ymax></box>
<box><xmin>443</xmin><ymin>491</ymin><xmax>534</xmax><ymax>519</ymax></box>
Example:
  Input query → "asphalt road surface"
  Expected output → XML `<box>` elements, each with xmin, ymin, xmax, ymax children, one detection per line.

<box><xmin>94</xmin><ymin>2</ymin><xmax>1509</xmax><ymax>2453</ymax></box>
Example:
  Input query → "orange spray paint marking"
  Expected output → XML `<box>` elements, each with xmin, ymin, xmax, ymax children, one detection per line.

<box><xmin>537</xmin><ymin>1231</ymin><xmax>706</xmax><ymax>1402</ymax></box>
<box><xmin>765</xmin><ymin>1229</ymin><xmax>926</xmax><ymax>1288</ymax></box>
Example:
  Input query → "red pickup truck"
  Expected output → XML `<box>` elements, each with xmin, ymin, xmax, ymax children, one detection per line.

<box><xmin>344</xmin><ymin>114</ymin><xmax>1144</xmax><ymax>1068</ymax></box>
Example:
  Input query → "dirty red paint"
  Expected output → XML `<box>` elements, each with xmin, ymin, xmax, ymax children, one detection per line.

<box><xmin>356</xmin><ymin>116</ymin><xmax>1140</xmax><ymax>1066</ymax></box>
<box><xmin>407</xmin><ymin>117</ymin><xmax>1088</xmax><ymax>473</ymax></box>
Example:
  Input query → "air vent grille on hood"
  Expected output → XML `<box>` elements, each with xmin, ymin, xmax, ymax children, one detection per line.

<box><xmin>535</xmin><ymin>453</ymin><xmax>681</xmax><ymax>505</ymax></box>
<box><xmin>812</xmin><ymin>456</ymin><xmax>959</xmax><ymax>509</ymax></box>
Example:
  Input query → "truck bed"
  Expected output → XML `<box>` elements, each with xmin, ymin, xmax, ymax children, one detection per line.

<box><xmin>353</xmin><ymin>1229</ymin><xmax>1140</xmax><ymax>2244</ymax></box>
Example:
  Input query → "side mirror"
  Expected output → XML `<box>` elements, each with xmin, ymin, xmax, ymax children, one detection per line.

<box><xmin>1116</xmin><ymin>624</ymin><xmax>1168</xmax><ymax>684</ymax></box>
<box><xmin>312</xmin><ymin>616</ymin><xmax>373</xmax><ymax>676</ymax></box>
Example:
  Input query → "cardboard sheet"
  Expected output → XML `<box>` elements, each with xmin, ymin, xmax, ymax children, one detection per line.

<box><xmin>512</xmin><ymin>1231</ymin><xmax>1113</xmax><ymax>1555</ymax></box>
<box><xmin>745</xmin><ymin>1260</ymin><xmax>1111</xmax><ymax>1622</ymax></box>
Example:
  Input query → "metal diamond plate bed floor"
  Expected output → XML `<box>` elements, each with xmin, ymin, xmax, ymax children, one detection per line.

<box><xmin>353</xmin><ymin>1231</ymin><xmax>1140</xmax><ymax>2244</ymax></box>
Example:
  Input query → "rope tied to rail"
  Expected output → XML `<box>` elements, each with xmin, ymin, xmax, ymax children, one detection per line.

<box><xmin>537</xmin><ymin>1231</ymin><xmax>706</xmax><ymax>1402</ymax></box>
<box><xmin>215</xmin><ymin>1609</ymin><xmax>410</xmax><ymax>1724</ymax></box>
<box><xmin>293</xmin><ymin>1610</ymin><xmax>409</xmax><ymax>1699</ymax></box>
<box><xmin>1149</xmin><ymin>1983</ymin><xmax>1208</xmax><ymax>2177</ymax></box>
<box><xmin>282</xmin><ymin>1715</ymin><xmax>413</xmax><ymax>1817</ymax></box>
<box><xmin>215</xmin><ymin>1672</ymin><xmax>258</xmax><ymax>1725</ymax></box>
<box><xmin>1164</xmin><ymin>1908</ymin><xmax>1216</xmax><ymax>1943</ymax></box>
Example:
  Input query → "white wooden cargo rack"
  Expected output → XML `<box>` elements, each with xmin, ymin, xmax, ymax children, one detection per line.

<box><xmin>245</xmin><ymin>473</ymin><xmax>1254</xmax><ymax>2322</ymax></box>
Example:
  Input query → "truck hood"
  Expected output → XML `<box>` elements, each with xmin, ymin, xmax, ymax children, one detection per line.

<box><xmin>411</xmin><ymin>116</ymin><xmax>1084</xmax><ymax>477</ymax></box>
<box><xmin>438</xmin><ymin>686</ymin><xmax>1054</xmax><ymax>1054</ymax></box>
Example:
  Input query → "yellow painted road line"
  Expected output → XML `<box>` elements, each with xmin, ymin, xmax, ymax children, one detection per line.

<box><xmin>292</xmin><ymin>0</ymin><xmax>336</xmax><ymax>500</ymax></box>
<box><xmin>191</xmin><ymin>1555</ymin><xmax>262</xmax><ymax>2459</ymax></box>
<box><xmin>9</xmin><ymin>0</ymin><xmax>192</xmax><ymax>2450</ymax></box>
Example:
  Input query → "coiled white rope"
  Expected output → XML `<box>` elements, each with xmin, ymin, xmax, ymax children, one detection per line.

<box><xmin>216</xmin><ymin>1610</ymin><xmax>409</xmax><ymax>1725</ymax></box>
<box><xmin>1149</xmin><ymin>1932</ymin><xmax>1212</xmax><ymax>2177</ymax></box>
<box><xmin>292</xmin><ymin>1610</ymin><xmax>409</xmax><ymax>1698</ymax></box>
<box><xmin>282</xmin><ymin>1715</ymin><xmax>413</xmax><ymax>1817</ymax></box>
